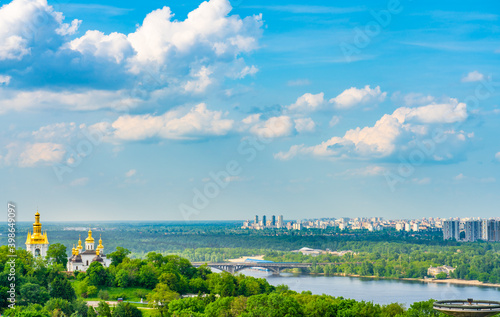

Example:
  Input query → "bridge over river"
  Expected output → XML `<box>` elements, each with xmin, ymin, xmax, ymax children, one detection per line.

<box><xmin>192</xmin><ymin>262</ymin><xmax>351</xmax><ymax>275</ymax></box>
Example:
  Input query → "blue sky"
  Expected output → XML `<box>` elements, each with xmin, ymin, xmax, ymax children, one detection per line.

<box><xmin>1</xmin><ymin>0</ymin><xmax>500</xmax><ymax>221</ymax></box>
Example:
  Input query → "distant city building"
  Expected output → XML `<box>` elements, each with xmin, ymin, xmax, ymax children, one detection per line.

<box><xmin>481</xmin><ymin>219</ymin><xmax>500</xmax><ymax>242</ymax></box>
<box><xmin>464</xmin><ymin>220</ymin><xmax>481</xmax><ymax>242</ymax></box>
<box><xmin>292</xmin><ymin>221</ymin><xmax>302</xmax><ymax>230</ymax></box>
<box><xmin>443</xmin><ymin>220</ymin><xmax>460</xmax><ymax>241</ymax></box>
<box><xmin>412</xmin><ymin>223</ymin><xmax>419</xmax><ymax>232</ymax></box>
<box><xmin>242</xmin><ymin>214</ymin><xmax>285</xmax><ymax>230</ymax></box>
<box><xmin>404</xmin><ymin>222</ymin><xmax>411</xmax><ymax>232</ymax></box>
<box><xmin>241</xmin><ymin>215</ymin><xmax>500</xmax><ymax>238</ymax></box>
<box><xmin>277</xmin><ymin>215</ymin><xmax>284</xmax><ymax>228</ymax></box>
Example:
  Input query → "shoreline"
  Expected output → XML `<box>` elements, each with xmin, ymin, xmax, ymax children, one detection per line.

<box><xmin>322</xmin><ymin>273</ymin><xmax>500</xmax><ymax>289</ymax></box>
<box><xmin>226</xmin><ymin>256</ymin><xmax>500</xmax><ymax>289</ymax></box>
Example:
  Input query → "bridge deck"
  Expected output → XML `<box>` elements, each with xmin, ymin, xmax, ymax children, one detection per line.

<box><xmin>192</xmin><ymin>262</ymin><xmax>312</xmax><ymax>267</ymax></box>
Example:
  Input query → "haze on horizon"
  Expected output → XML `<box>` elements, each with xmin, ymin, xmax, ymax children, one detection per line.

<box><xmin>1</xmin><ymin>0</ymin><xmax>499</xmax><ymax>221</ymax></box>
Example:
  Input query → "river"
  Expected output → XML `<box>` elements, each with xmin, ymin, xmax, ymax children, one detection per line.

<box><xmin>239</xmin><ymin>269</ymin><xmax>500</xmax><ymax>306</ymax></box>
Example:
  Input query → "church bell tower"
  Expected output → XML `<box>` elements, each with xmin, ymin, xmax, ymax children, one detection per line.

<box><xmin>25</xmin><ymin>211</ymin><xmax>49</xmax><ymax>257</ymax></box>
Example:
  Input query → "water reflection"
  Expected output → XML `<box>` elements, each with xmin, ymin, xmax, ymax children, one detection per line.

<box><xmin>237</xmin><ymin>269</ymin><xmax>500</xmax><ymax>306</ymax></box>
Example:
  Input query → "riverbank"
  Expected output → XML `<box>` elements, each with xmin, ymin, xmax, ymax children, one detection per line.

<box><xmin>227</xmin><ymin>255</ymin><xmax>265</xmax><ymax>262</ymax></box>
<box><xmin>328</xmin><ymin>273</ymin><xmax>500</xmax><ymax>289</ymax></box>
<box><xmin>226</xmin><ymin>257</ymin><xmax>500</xmax><ymax>289</ymax></box>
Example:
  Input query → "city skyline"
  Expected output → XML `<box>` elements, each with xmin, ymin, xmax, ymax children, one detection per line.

<box><xmin>1</xmin><ymin>0</ymin><xmax>500</xmax><ymax>221</ymax></box>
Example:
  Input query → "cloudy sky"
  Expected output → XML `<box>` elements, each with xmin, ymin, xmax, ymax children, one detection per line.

<box><xmin>1</xmin><ymin>0</ymin><xmax>500</xmax><ymax>221</ymax></box>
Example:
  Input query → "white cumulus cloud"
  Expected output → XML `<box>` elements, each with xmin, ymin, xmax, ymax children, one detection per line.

<box><xmin>110</xmin><ymin>103</ymin><xmax>234</xmax><ymax>141</ymax></box>
<box><xmin>18</xmin><ymin>142</ymin><xmax>66</xmax><ymax>167</ymax></box>
<box><xmin>248</xmin><ymin>115</ymin><xmax>294</xmax><ymax>138</ymax></box>
<box><xmin>275</xmin><ymin>98</ymin><xmax>470</xmax><ymax>161</ymax></box>
<box><xmin>0</xmin><ymin>88</ymin><xmax>139</xmax><ymax>113</ymax></box>
<box><xmin>294</xmin><ymin>118</ymin><xmax>316</xmax><ymax>133</ymax></box>
<box><xmin>0</xmin><ymin>0</ymin><xmax>263</xmax><ymax>112</ymax></box>
<box><xmin>0</xmin><ymin>75</ymin><xmax>11</xmax><ymax>85</ymax></box>
<box><xmin>462</xmin><ymin>71</ymin><xmax>485</xmax><ymax>83</ymax></box>
<box><xmin>0</xmin><ymin>0</ymin><xmax>80</xmax><ymax>60</ymax></box>
<box><xmin>330</xmin><ymin>85</ymin><xmax>386</xmax><ymax>109</ymax></box>
<box><xmin>68</xmin><ymin>31</ymin><xmax>133</xmax><ymax>63</ymax></box>
<box><xmin>288</xmin><ymin>92</ymin><xmax>325</xmax><ymax>112</ymax></box>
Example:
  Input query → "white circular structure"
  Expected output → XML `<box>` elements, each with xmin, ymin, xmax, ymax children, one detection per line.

<box><xmin>433</xmin><ymin>299</ymin><xmax>500</xmax><ymax>317</ymax></box>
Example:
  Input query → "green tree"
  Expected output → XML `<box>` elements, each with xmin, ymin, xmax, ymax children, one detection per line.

<box><xmin>237</xmin><ymin>276</ymin><xmax>262</xmax><ymax>296</ymax></box>
<box><xmin>168</xmin><ymin>297</ymin><xmax>205</xmax><ymax>316</ymax></box>
<box><xmin>3</xmin><ymin>304</ymin><xmax>50</xmax><ymax>317</ymax></box>
<box><xmin>87</xmin><ymin>285</ymin><xmax>98</xmax><ymax>297</ymax></box>
<box><xmin>381</xmin><ymin>302</ymin><xmax>405</xmax><ymax>317</ymax></box>
<box><xmin>139</xmin><ymin>263</ymin><xmax>158</xmax><ymax>289</ymax></box>
<box><xmin>207</xmin><ymin>272</ymin><xmax>237</xmax><ymax>297</ymax></box>
<box><xmin>435</xmin><ymin>272</ymin><xmax>447</xmax><ymax>280</ymax></box>
<box><xmin>245</xmin><ymin>293</ymin><xmax>303</xmax><ymax>317</ymax></box>
<box><xmin>96</xmin><ymin>301</ymin><xmax>112</xmax><ymax>317</ymax></box>
<box><xmin>189</xmin><ymin>277</ymin><xmax>209</xmax><ymax>294</ymax></box>
<box><xmin>50</xmin><ymin>277</ymin><xmax>77</xmax><ymax>301</ymax></box>
<box><xmin>20</xmin><ymin>283</ymin><xmax>50</xmax><ymax>305</ymax></box>
<box><xmin>115</xmin><ymin>269</ymin><xmax>130</xmax><ymax>288</ymax></box>
<box><xmin>108</xmin><ymin>247</ymin><xmax>131</xmax><ymax>266</ymax></box>
<box><xmin>45</xmin><ymin>298</ymin><xmax>73</xmax><ymax>316</ymax></box>
<box><xmin>112</xmin><ymin>302</ymin><xmax>142</xmax><ymax>317</ymax></box>
<box><xmin>87</xmin><ymin>262</ymin><xmax>108</xmax><ymax>286</ymax></box>
<box><xmin>72</xmin><ymin>299</ymin><xmax>89</xmax><ymax>317</ymax></box>
<box><xmin>302</xmin><ymin>296</ymin><xmax>338</xmax><ymax>317</ymax></box>
<box><xmin>147</xmin><ymin>283</ymin><xmax>179</xmax><ymax>317</ymax></box>
<box><xmin>205</xmin><ymin>297</ymin><xmax>234</xmax><ymax>317</ymax></box>
<box><xmin>47</xmin><ymin>243</ymin><xmax>68</xmax><ymax>268</ymax></box>
<box><xmin>406</xmin><ymin>299</ymin><xmax>440</xmax><ymax>317</ymax></box>
<box><xmin>87</xmin><ymin>306</ymin><xmax>97</xmax><ymax>317</ymax></box>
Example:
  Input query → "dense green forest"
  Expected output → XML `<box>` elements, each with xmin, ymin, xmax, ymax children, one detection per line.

<box><xmin>3</xmin><ymin>222</ymin><xmax>500</xmax><ymax>285</ymax></box>
<box><xmin>0</xmin><ymin>245</ymin><xmax>460</xmax><ymax>316</ymax></box>
<box><xmin>0</xmin><ymin>221</ymin><xmax>451</xmax><ymax>257</ymax></box>
<box><xmin>264</xmin><ymin>243</ymin><xmax>500</xmax><ymax>283</ymax></box>
<box><xmin>170</xmin><ymin>243</ymin><xmax>500</xmax><ymax>283</ymax></box>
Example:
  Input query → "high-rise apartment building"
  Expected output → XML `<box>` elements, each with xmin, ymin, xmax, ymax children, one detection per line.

<box><xmin>277</xmin><ymin>215</ymin><xmax>284</xmax><ymax>228</ymax></box>
<box><xmin>464</xmin><ymin>220</ymin><xmax>481</xmax><ymax>242</ymax></box>
<box><xmin>443</xmin><ymin>220</ymin><xmax>460</xmax><ymax>241</ymax></box>
<box><xmin>481</xmin><ymin>219</ymin><xmax>499</xmax><ymax>242</ymax></box>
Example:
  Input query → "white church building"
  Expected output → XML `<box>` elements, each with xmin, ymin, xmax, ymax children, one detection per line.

<box><xmin>24</xmin><ymin>210</ymin><xmax>111</xmax><ymax>272</ymax></box>
<box><xmin>67</xmin><ymin>228</ymin><xmax>111</xmax><ymax>272</ymax></box>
